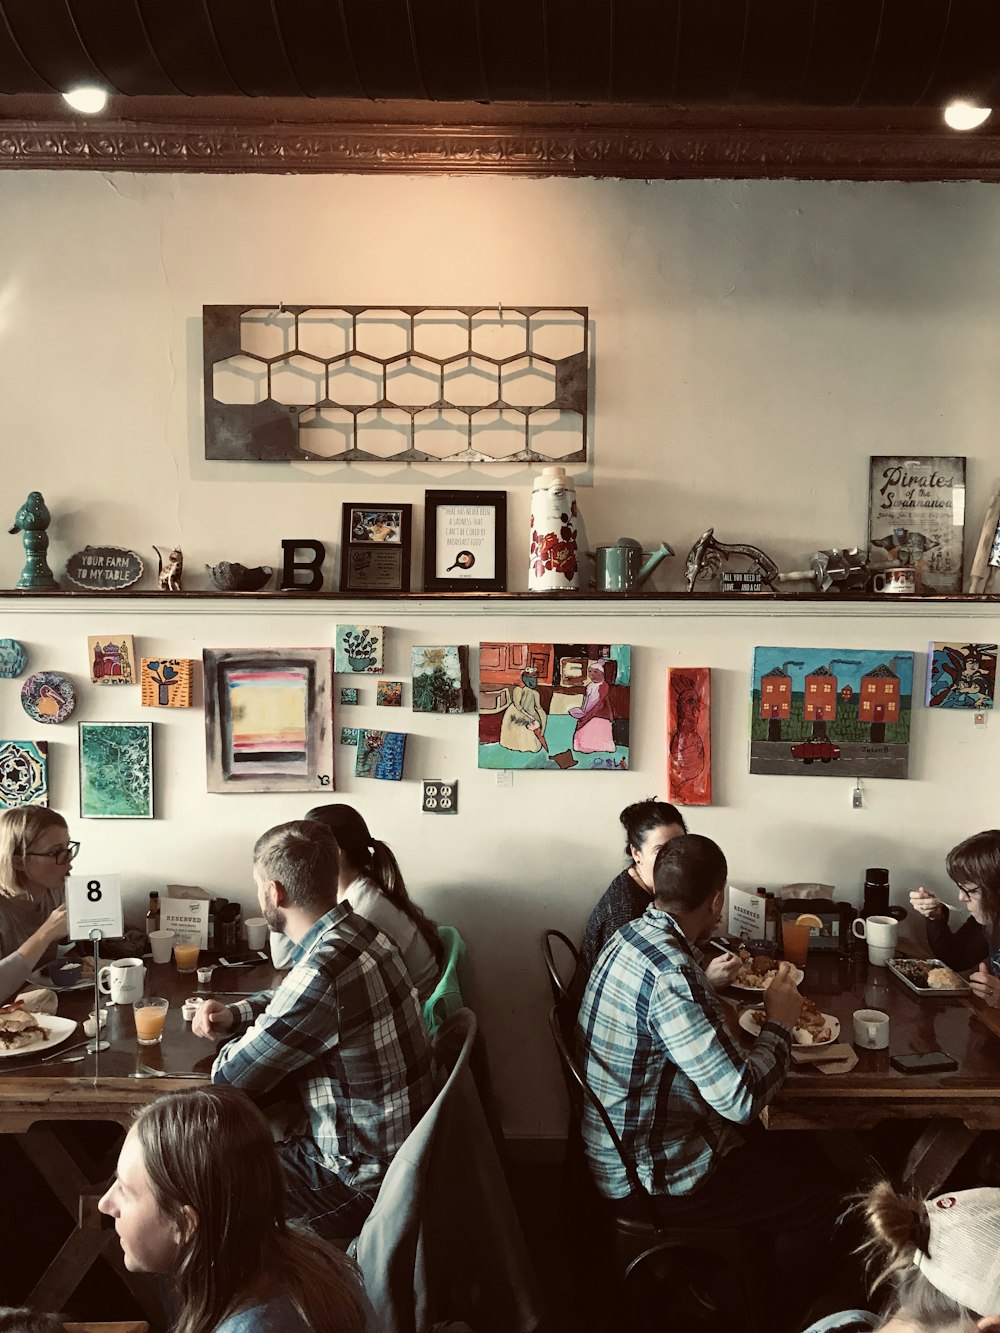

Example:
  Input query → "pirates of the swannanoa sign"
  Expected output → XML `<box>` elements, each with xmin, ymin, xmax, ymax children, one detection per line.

<box><xmin>750</xmin><ymin>647</ymin><xmax>914</xmax><ymax>779</ymax></box>
<box><xmin>868</xmin><ymin>456</ymin><xmax>966</xmax><ymax>595</ymax></box>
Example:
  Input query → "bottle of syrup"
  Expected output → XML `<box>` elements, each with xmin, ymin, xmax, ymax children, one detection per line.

<box><xmin>145</xmin><ymin>890</ymin><xmax>160</xmax><ymax>934</ymax></box>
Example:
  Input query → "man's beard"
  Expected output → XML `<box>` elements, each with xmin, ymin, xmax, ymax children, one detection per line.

<box><xmin>262</xmin><ymin>902</ymin><xmax>286</xmax><ymax>935</ymax></box>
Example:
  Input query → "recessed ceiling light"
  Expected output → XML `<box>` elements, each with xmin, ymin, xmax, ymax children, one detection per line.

<box><xmin>62</xmin><ymin>86</ymin><xmax>109</xmax><ymax>115</ymax></box>
<box><xmin>943</xmin><ymin>100</ymin><xmax>991</xmax><ymax>131</ymax></box>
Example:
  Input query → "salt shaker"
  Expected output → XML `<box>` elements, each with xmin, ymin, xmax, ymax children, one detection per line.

<box><xmin>528</xmin><ymin>467</ymin><xmax>580</xmax><ymax>591</ymax></box>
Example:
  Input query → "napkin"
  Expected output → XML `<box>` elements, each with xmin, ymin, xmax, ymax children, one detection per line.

<box><xmin>790</xmin><ymin>1042</ymin><xmax>858</xmax><ymax>1075</ymax></box>
<box><xmin>17</xmin><ymin>987</ymin><xmax>58</xmax><ymax>1016</ymax></box>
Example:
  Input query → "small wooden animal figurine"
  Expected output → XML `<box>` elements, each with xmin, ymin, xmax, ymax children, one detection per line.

<box><xmin>8</xmin><ymin>492</ymin><xmax>58</xmax><ymax>590</ymax></box>
<box><xmin>154</xmin><ymin>546</ymin><xmax>183</xmax><ymax>592</ymax></box>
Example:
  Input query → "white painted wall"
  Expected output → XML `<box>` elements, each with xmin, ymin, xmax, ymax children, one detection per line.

<box><xmin>1</xmin><ymin>171</ymin><xmax>999</xmax><ymax>1140</ymax></box>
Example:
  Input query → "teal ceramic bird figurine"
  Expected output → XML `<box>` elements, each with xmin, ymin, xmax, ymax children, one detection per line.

<box><xmin>8</xmin><ymin>492</ymin><xmax>58</xmax><ymax>590</ymax></box>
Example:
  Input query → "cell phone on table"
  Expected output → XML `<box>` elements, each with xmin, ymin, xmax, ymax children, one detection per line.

<box><xmin>890</xmin><ymin>1050</ymin><xmax>958</xmax><ymax>1075</ymax></box>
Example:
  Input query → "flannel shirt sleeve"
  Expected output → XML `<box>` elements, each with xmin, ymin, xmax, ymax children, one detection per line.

<box><xmin>211</xmin><ymin>968</ymin><xmax>336</xmax><ymax>1095</ymax></box>
<box><xmin>647</xmin><ymin>964</ymin><xmax>791</xmax><ymax>1125</ymax></box>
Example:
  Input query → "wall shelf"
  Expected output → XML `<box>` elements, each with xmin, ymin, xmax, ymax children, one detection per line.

<box><xmin>1</xmin><ymin>589</ymin><xmax>998</xmax><ymax>619</ymax></box>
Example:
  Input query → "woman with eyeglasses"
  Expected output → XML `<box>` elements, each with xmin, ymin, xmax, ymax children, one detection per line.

<box><xmin>0</xmin><ymin>808</ymin><xmax>73</xmax><ymax>1001</ymax></box>
<box><xmin>909</xmin><ymin>830</ymin><xmax>1000</xmax><ymax>1009</ymax></box>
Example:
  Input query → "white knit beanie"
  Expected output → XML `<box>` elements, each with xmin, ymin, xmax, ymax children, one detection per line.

<box><xmin>913</xmin><ymin>1188</ymin><xmax>1000</xmax><ymax>1313</ymax></box>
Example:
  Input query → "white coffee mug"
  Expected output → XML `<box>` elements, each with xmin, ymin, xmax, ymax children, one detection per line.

<box><xmin>852</xmin><ymin>914</ymin><xmax>899</xmax><ymax>967</ymax></box>
<box><xmin>98</xmin><ymin>957</ymin><xmax>146</xmax><ymax>1004</ymax></box>
<box><xmin>148</xmin><ymin>929</ymin><xmax>175</xmax><ymax>965</ymax></box>
<box><xmin>873</xmin><ymin>566</ymin><xmax>917</xmax><ymax>595</ymax></box>
<box><xmin>244</xmin><ymin>916</ymin><xmax>268</xmax><ymax>951</ymax></box>
<box><xmin>853</xmin><ymin>1008</ymin><xmax>890</xmax><ymax>1050</ymax></box>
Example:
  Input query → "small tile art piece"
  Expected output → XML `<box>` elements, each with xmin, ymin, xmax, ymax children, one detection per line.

<box><xmin>340</xmin><ymin>727</ymin><xmax>361</xmax><ymax>746</ymax></box>
<box><xmin>141</xmin><ymin>658</ymin><xmax>194</xmax><ymax>708</ymax></box>
<box><xmin>88</xmin><ymin>634</ymin><xmax>136</xmax><ymax>686</ymax></box>
<box><xmin>335</xmin><ymin>625</ymin><xmax>384</xmax><ymax>675</ymax></box>
<box><xmin>21</xmin><ymin>672</ymin><xmax>77</xmax><ymax>725</ymax></box>
<box><xmin>0</xmin><ymin>739</ymin><xmax>48</xmax><ymax>809</ymax></box>
<box><xmin>376</xmin><ymin>680</ymin><xmax>403</xmax><ymax>707</ymax></box>
<box><xmin>411</xmin><ymin>645</ymin><xmax>475</xmax><ymax>713</ymax></box>
<box><xmin>340</xmin><ymin>688</ymin><xmax>359</xmax><ymax>706</ymax></box>
<box><xmin>422</xmin><ymin>780</ymin><xmax>458</xmax><ymax>814</ymax></box>
<box><xmin>926</xmin><ymin>642</ymin><xmax>997</xmax><ymax>710</ymax></box>
<box><xmin>355</xmin><ymin>729</ymin><xmax>406</xmax><ymax>781</ymax></box>
<box><xmin>0</xmin><ymin>639</ymin><xmax>28</xmax><ymax>679</ymax></box>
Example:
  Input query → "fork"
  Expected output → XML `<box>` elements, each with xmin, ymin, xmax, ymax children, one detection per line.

<box><xmin>132</xmin><ymin>1064</ymin><xmax>207</xmax><ymax>1080</ymax></box>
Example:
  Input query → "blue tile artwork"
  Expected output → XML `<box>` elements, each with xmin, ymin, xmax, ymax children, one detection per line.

<box><xmin>926</xmin><ymin>642</ymin><xmax>997</xmax><ymax>710</ymax></box>
<box><xmin>340</xmin><ymin>727</ymin><xmax>361</xmax><ymax>746</ymax></box>
<box><xmin>340</xmin><ymin>688</ymin><xmax>359</xmax><ymax>706</ymax></box>
<box><xmin>355</xmin><ymin>729</ymin><xmax>406</xmax><ymax>781</ymax></box>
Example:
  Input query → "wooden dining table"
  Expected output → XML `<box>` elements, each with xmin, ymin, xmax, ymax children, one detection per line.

<box><xmin>731</xmin><ymin>948</ymin><xmax>1000</xmax><ymax>1195</ymax></box>
<box><xmin>0</xmin><ymin>955</ymin><xmax>279</xmax><ymax>1326</ymax></box>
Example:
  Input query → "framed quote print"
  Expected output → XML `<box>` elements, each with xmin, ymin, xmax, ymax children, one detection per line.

<box><xmin>422</xmin><ymin>490</ymin><xmax>507</xmax><ymax>593</ymax></box>
<box><xmin>339</xmin><ymin>504</ymin><xmax>413</xmax><ymax>593</ymax></box>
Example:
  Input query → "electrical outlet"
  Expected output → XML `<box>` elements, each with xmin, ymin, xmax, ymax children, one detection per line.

<box><xmin>422</xmin><ymin>780</ymin><xmax>458</xmax><ymax>814</ymax></box>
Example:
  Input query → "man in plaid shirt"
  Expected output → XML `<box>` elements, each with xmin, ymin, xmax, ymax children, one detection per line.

<box><xmin>193</xmin><ymin>820</ymin><xmax>435</xmax><ymax>1237</ymax></box>
<box><xmin>578</xmin><ymin>834</ymin><xmax>849</xmax><ymax>1326</ymax></box>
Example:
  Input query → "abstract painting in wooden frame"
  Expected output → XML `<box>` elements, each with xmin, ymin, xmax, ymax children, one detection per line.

<box><xmin>203</xmin><ymin>648</ymin><xmax>334</xmax><ymax>794</ymax></box>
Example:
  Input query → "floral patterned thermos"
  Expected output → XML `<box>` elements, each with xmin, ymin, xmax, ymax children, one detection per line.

<box><xmin>529</xmin><ymin>467</ymin><xmax>580</xmax><ymax>591</ymax></box>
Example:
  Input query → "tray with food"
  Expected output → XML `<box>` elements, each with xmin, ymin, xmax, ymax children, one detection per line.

<box><xmin>739</xmin><ymin>996</ymin><xmax>840</xmax><ymax>1047</ymax></box>
<box><xmin>729</xmin><ymin>955</ymin><xmax>804</xmax><ymax>996</ymax></box>
<box><xmin>0</xmin><ymin>1001</ymin><xmax>76</xmax><ymax>1057</ymax></box>
<box><xmin>887</xmin><ymin>958</ymin><xmax>971</xmax><ymax>997</ymax></box>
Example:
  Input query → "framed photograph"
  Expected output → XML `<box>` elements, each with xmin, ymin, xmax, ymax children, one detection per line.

<box><xmin>79</xmin><ymin>723</ymin><xmax>153</xmax><ymax>819</ymax></box>
<box><xmin>868</xmin><ymin>456</ymin><xmax>966</xmax><ymax>595</ymax></box>
<box><xmin>202</xmin><ymin>648</ymin><xmax>334</xmax><ymax>793</ymax></box>
<box><xmin>339</xmin><ymin>504</ymin><xmax>412</xmax><ymax>593</ymax></box>
<box><xmin>423</xmin><ymin>490</ymin><xmax>507</xmax><ymax>593</ymax></box>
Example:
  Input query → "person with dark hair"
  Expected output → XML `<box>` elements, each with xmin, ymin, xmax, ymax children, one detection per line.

<box><xmin>909</xmin><ymin>830</ymin><xmax>1000</xmax><ymax>1008</ymax></box>
<box><xmin>0</xmin><ymin>1310</ymin><xmax>63</xmax><ymax>1333</ymax></box>
<box><xmin>193</xmin><ymin>820</ymin><xmax>435</xmax><ymax>1237</ymax></box>
<box><xmin>568</xmin><ymin>799</ymin><xmax>739</xmax><ymax>1008</ymax></box>
<box><xmin>270</xmin><ymin>802</ymin><xmax>441</xmax><ymax>1002</ymax></box>
<box><xmin>578</xmin><ymin>833</ymin><xmax>850</xmax><ymax>1331</ymax></box>
<box><xmin>98</xmin><ymin>1086</ymin><xmax>371</xmax><ymax>1333</ymax></box>
<box><xmin>801</xmin><ymin>1181</ymin><xmax>1000</xmax><ymax>1333</ymax></box>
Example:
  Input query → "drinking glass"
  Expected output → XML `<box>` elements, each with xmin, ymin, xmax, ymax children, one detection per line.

<box><xmin>781</xmin><ymin>922</ymin><xmax>810</xmax><ymax>967</ymax></box>
<box><xmin>173</xmin><ymin>942</ymin><xmax>200</xmax><ymax>973</ymax></box>
<box><xmin>134</xmin><ymin>997</ymin><xmax>169</xmax><ymax>1045</ymax></box>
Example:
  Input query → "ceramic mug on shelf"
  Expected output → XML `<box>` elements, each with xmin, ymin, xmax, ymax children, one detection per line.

<box><xmin>873</xmin><ymin>566</ymin><xmax>917</xmax><ymax>595</ymax></box>
<box><xmin>853</xmin><ymin>1008</ymin><xmax>890</xmax><ymax>1050</ymax></box>
<box><xmin>98</xmin><ymin>957</ymin><xmax>146</xmax><ymax>1004</ymax></box>
<box><xmin>852</xmin><ymin>914</ymin><xmax>899</xmax><ymax>967</ymax></box>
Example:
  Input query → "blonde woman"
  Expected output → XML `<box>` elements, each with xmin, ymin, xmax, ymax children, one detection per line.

<box><xmin>0</xmin><ymin>808</ymin><xmax>72</xmax><ymax>999</ymax></box>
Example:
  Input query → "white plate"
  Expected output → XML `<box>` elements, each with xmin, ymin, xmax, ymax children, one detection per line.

<box><xmin>730</xmin><ymin>965</ymin><xmax>804</xmax><ymax>996</ymax></box>
<box><xmin>26</xmin><ymin>967</ymin><xmax>95</xmax><ymax>994</ymax></box>
<box><xmin>739</xmin><ymin>1007</ymin><xmax>840</xmax><ymax>1047</ymax></box>
<box><xmin>0</xmin><ymin>1014</ymin><xmax>77</xmax><ymax>1059</ymax></box>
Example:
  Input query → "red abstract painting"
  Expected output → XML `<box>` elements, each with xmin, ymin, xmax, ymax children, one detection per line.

<box><xmin>667</xmin><ymin>667</ymin><xmax>712</xmax><ymax>805</ymax></box>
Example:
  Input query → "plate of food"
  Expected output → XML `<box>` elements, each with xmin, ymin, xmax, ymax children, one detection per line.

<box><xmin>729</xmin><ymin>957</ymin><xmax>804</xmax><ymax>995</ymax></box>
<box><xmin>887</xmin><ymin>958</ymin><xmax>971</xmax><ymax>997</ymax></box>
<box><xmin>0</xmin><ymin>1003</ymin><xmax>77</xmax><ymax>1058</ymax></box>
<box><xmin>739</xmin><ymin>997</ymin><xmax>840</xmax><ymax>1047</ymax></box>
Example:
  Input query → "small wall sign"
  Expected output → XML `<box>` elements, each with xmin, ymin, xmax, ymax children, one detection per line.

<box><xmin>65</xmin><ymin>546</ymin><xmax>144</xmax><ymax>591</ymax></box>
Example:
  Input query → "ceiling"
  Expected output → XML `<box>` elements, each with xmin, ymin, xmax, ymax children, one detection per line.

<box><xmin>3</xmin><ymin>0</ymin><xmax>1000</xmax><ymax>179</ymax></box>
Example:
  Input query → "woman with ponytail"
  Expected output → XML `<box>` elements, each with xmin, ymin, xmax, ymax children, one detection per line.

<box><xmin>271</xmin><ymin>803</ymin><xmax>442</xmax><ymax>1001</ymax></box>
<box><xmin>802</xmin><ymin>1181</ymin><xmax>1000</xmax><ymax>1333</ymax></box>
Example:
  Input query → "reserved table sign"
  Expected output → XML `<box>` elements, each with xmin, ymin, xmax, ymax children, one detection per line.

<box><xmin>162</xmin><ymin>884</ymin><xmax>210</xmax><ymax>948</ymax></box>
<box><xmin>66</xmin><ymin>873</ymin><xmax>124</xmax><ymax>942</ymax></box>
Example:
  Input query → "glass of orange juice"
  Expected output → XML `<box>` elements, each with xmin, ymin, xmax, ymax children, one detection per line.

<box><xmin>782</xmin><ymin>911</ymin><xmax>822</xmax><ymax>968</ymax></box>
<box><xmin>134</xmin><ymin>997</ymin><xmax>169</xmax><ymax>1044</ymax></box>
<box><xmin>173</xmin><ymin>942</ymin><xmax>200</xmax><ymax>973</ymax></box>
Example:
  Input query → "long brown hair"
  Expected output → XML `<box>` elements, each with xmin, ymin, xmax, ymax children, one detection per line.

<box><xmin>306</xmin><ymin>803</ymin><xmax>444</xmax><ymax>968</ymax></box>
<box><xmin>0</xmin><ymin>808</ymin><xmax>67</xmax><ymax>898</ymax></box>
<box><xmin>132</xmin><ymin>1088</ymin><xmax>368</xmax><ymax>1333</ymax></box>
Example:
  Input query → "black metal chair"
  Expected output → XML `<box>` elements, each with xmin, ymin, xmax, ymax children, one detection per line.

<box><xmin>548</xmin><ymin>1003</ymin><xmax>759</xmax><ymax>1332</ymax></box>
<box><xmin>541</xmin><ymin>928</ymin><xmax>580</xmax><ymax>1006</ymax></box>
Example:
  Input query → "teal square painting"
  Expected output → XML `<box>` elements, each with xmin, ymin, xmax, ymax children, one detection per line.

<box><xmin>79</xmin><ymin>722</ymin><xmax>153</xmax><ymax>818</ymax></box>
<box><xmin>0</xmin><ymin>739</ymin><xmax>47</xmax><ymax>809</ymax></box>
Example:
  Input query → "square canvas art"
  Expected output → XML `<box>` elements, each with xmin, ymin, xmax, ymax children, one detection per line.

<box><xmin>376</xmin><ymin>681</ymin><xmax>403</xmax><ymax>707</ymax></box>
<box><xmin>88</xmin><ymin>635</ymin><xmax>135</xmax><ymax>685</ymax></box>
<box><xmin>340</xmin><ymin>688</ymin><xmax>359</xmax><ymax>706</ymax></box>
<box><xmin>340</xmin><ymin>727</ymin><xmax>361</xmax><ymax>746</ymax></box>
<box><xmin>335</xmin><ymin>625</ymin><xmax>384</xmax><ymax>675</ymax></box>
<box><xmin>411</xmin><ymin>645</ymin><xmax>475</xmax><ymax>714</ymax></box>
<box><xmin>926</xmin><ymin>642</ymin><xmax>997</xmax><ymax>709</ymax></box>
<box><xmin>140</xmin><ymin>658</ymin><xmax>194</xmax><ymax>708</ymax></box>
<box><xmin>355</xmin><ymin>729</ymin><xmax>406</xmax><ymax>780</ymax></box>
<box><xmin>666</xmin><ymin>668</ymin><xmax>712</xmax><ymax>806</ymax></box>
<box><xmin>203</xmin><ymin>648</ymin><xmax>334</xmax><ymax>793</ymax></box>
<box><xmin>79</xmin><ymin>722</ymin><xmax>153</xmax><ymax>818</ymax></box>
<box><xmin>478</xmin><ymin>643</ymin><xmax>631</xmax><ymax>771</ymax></box>
<box><xmin>0</xmin><ymin>739</ymin><xmax>48</xmax><ymax>809</ymax></box>
<box><xmin>750</xmin><ymin>647</ymin><xmax>914</xmax><ymax>779</ymax></box>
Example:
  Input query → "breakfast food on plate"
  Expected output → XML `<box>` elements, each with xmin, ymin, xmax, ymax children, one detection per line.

<box><xmin>733</xmin><ymin>958</ymin><xmax>780</xmax><ymax>989</ymax></box>
<box><xmin>750</xmin><ymin>995</ymin><xmax>832</xmax><ymax>1046</ymax></box>
<box><xmin>927</xmin><ymin>966</ymin><xmax>963</xmax><ymax>990</ymax></box>
<box><xmin>0</xmin><ymin>1000</ymin><xmax>46</xmax><ymax>1051</ymax></box>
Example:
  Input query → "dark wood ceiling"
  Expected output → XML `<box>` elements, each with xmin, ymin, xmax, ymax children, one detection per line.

<box><xmin>4</xmin><ymin>0</ymin><xmax>1000</xmax><ymax>179</ymax></box>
